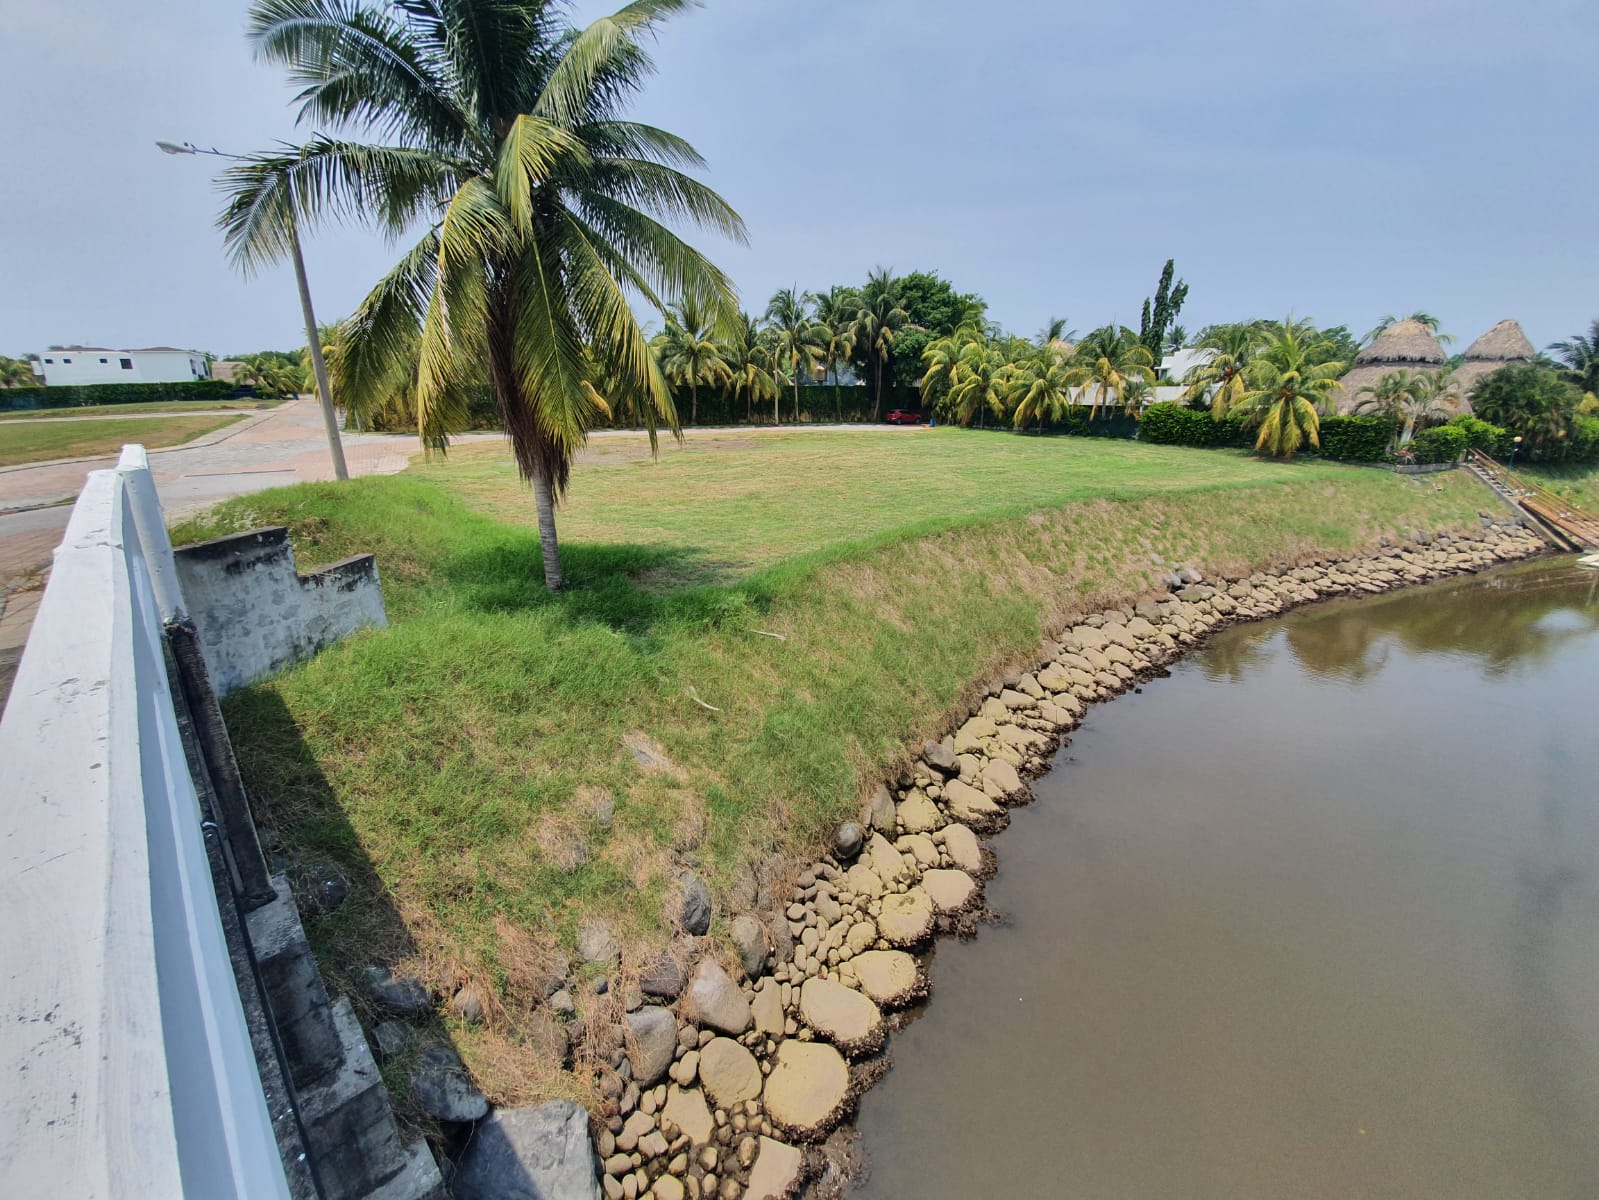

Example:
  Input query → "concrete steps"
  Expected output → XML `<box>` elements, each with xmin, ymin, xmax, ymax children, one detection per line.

<box><xmin>246</xmin><ymin>876</ymin><xmax>443</xmax><ymax>1200</ymax></box>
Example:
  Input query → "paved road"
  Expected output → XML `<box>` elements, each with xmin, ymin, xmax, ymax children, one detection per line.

<box><xmin>0</xmin><ymin>398</ymin><xmax>432</xmax><ymax>710</ymax></box>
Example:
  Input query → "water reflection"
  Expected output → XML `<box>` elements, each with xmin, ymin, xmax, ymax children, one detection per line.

<box><xmin>1278</xmin><ymin>561</ymin><xmax>1599</xmax><ymax>681</ymax></box>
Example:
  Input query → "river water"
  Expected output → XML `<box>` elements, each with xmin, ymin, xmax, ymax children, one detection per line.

<box><xmin>853</xmin><ymin>559</ymin><xmax>1599</xmax><ymax>1199</ymax></box>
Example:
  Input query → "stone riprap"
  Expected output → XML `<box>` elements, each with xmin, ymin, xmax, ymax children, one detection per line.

<box><xmin>432</xmin><ymin>522</ymin><xmax>1548</xmax><ymax>1200</ymax></box>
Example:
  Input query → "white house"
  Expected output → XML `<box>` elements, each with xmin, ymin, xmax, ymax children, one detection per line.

<box><xmin>34</xmin><ymin>346</ymin><xmax>210</xmax><ymax>387</ymax></box>
<box><xmin>1159</xmin><ymin>347</ymin><xmax>1215</xmax><ymax>382</ymax></box>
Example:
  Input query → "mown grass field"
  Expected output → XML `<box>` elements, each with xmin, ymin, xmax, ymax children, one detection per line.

<box><xmin>0</xmin><ymin>398</ymin><xmax>279</xmax><ymax>420</ymax></box>
<box><xmin>172</xmin><ymin>428</ymin><xmax>1500</xmax><ymax>1103</ymax></box>
<box><xmin>0</xmin><ymin>412</ymin><xmax>247</xmax><ymax>467</ymax></box>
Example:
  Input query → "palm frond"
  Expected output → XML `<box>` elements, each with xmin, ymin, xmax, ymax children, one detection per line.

<box><xmin>217</xmin><ymin>138</ymin><xmax>456</xmax><ymax>272</ymax></box>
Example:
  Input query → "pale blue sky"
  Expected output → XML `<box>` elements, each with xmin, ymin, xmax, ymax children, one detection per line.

<box><xmin>2</xmin><ymin>0</ymin><xmax>1595</xmax><ymax>357</ymax></box>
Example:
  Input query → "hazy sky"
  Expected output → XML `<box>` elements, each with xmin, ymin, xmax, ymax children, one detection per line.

<box><xmin>2</xmin><ymin>0</ymin><xmax>1595</xmax><ymax>357</ymax></box>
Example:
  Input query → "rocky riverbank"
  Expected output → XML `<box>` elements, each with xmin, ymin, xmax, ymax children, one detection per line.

<box><xmin>403</xmin><ymin>519</ymin><xmax>1549</xmax><ymax>1199</ymax></box>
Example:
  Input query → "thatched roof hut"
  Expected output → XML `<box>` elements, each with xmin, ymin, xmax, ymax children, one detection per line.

<box><xmin>1452</xmin><ymin>319</ymin><xmax>1535</xmax><ymax>407</ymax></box>
<box><xmin>1332</xmin><ymin>319</ymin><xmax>1447</xmax><ymax>413</ymax></box>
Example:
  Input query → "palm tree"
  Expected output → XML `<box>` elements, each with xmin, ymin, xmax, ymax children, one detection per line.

<box><xmin>765</xmin><ymin>286</ymin><xmax>821</xmax><ymax>424</ymax></box>
<box><xmin>1182</xmin><ymin>323</ymin><xmax>1261</xmax><ymax>418</ymax></box>
<box><xmin>853</xmin><ymin>268</ymin><xmax>909</xmax><ymax>420</ymax></box>
<box><xmin>1004</xmin><ymin>346</ymin><xmax>1088</xmax><ymax>432</ymax></box>
<box><xmin>810</xmin><ymin>286</ymin><xmax>860</xmax><ymax>422</ymax></box>
<box><xmin>1076</xmin><ymin>325</ymin><xmax>1155</xmax><ymax>419</ymax></box>
<box><xmin>0</xmin><ymin>356</ymin><xmax>40</xmax><ymax>388</ymax></box>
<box><xmin>1548</xmin><ymin>320</ymin><xmax>1599</xmax><ymax>395</ymax></box>
<box><xmin>722</xmin><ymin>312</ymin><xmax>777</xmax><ymax>423</ymax></box>
<box><xmin>1238</xmin><ymin>320</ymin><xmax>1345</xmax><ymax>456</ymax></box>
<box><xmin>654</xmin><ymin>295</ymin><xmax>731</xmax><ymax>427</ymax></box>
<box><xmin>1352</xmin><ymin>369</ymin><xmax>1419</xmax><ymax>452</ymax></box>
<box><xmin>943</xmin><ymin>339</ymin><xmax>1010</xmax><ymax>427</ymax></box>
<box><xmin>237</xmin><ymin>352</ymin><xmax>304</xmax><ymax>399</ymax></box>
<box><xmin>221</xmin><ymin>0</ymin><xmax>744</xmax><ymax>592</ymax></box>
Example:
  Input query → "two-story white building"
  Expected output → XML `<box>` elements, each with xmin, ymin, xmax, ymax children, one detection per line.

<box><xmin>33</xmin><ymin>346</ymin><xmax>211</xmax><ymax>387</ymax></box>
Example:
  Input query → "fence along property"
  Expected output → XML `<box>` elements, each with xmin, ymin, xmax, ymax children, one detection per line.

<box><xmin>0</xmin><ymin>447</ymin><xmax>437</xmax><ymax>1199</ymax></box>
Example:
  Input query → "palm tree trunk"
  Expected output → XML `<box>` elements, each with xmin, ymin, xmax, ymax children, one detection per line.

<box><xmin>874</xmin><ymin>356</ymin><xmax>883</xmax><ymax>420</ymax></box>
<box><xmin>532</xmin><ymin>462</ymin><xmax>563</xmax><ymax>592</ymax></box>
<box><xmin>691</xmin><ymin>379</ymin><xmax>698</xmax><ymax>426</ymax></box>
<box><xmin>792</xmin><ymin>376</ymin><xmax>801</xmax><ymax>425</ymax></box>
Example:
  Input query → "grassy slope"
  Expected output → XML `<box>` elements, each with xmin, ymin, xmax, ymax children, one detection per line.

<box><xmin>1522</xmin><ymin>462</ymin><xmax>1599</xmax><ymax>511</ymax></box>
<box><xmin>173</xmin><ymin>429</ymin><xmax>1496</xmax><ymax>1103</ymax></box>
<box><xmin>0</xmin><ymin>399</ymin><xmax>279</xmax><ymax>420</ymax></box>
<box><xmin>0</xmin><ymin>412</ymin><xmax>245</xmax><ymax>466</ymax></box>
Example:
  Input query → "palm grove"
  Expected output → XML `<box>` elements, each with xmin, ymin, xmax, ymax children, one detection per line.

<box><xmin>216</xmin><ymin>2</ymin><xmax>1596</xmax><ymax>592</ymax></box>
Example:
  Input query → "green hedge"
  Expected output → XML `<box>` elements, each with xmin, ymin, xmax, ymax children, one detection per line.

<box><xmin>1411</xmin><ymin>424</ymin><xmax>1468</xmax><ymax>464</ymax></box>
<box><xmin>1138</xmin><ymin>402</ymin><xmax>1245</xmax><ymax>448</ymax></box>
<box><xmin>1316</xmin><ymin>415</ymin><xmax>1395</xmax><ymax>462</ymax></box>
<box><xmin>1448</xmin><ymin>414</ymin><xmax>1512</xmax><ymax>456</ymax></box>
<box><xmin>0</xmin><ymin>379</ymin><xmax>238</xmax><ymax>411</ymax></box>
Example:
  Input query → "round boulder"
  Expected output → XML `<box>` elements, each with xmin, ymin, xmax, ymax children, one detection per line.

<box><xmin>798</xmin><ymin>977</ymin><xmax>884</xmax><ymax>1056</ymax></box>
<box><xmin>876</xmin><ymin>888</ymin><xmax>935</xmax><ymax>948</ymax></box>
<box><xmin>625</xmin><ymin>1006</ymin><xmax>678</xmax><ymax>1087</ymax></box>
<box><xmin>849</xmin><ymin>949</ymin><xmax>922</xmax><ymax>1008</ymax></box>
<box><xmin>683</xmin><ymin>959</ymin><xmax>752</xmax><ymax>1034</ymax></box>
<box><xmin>834</xmin><ymin>822</ymin><xmax>865</xmax><ymax>861</ymax></box>
<box><xmin>698</xmin><ymin>1037</ymin><xmax>763</xmax><ymax>1108</ymax></box>
<box><xmin>762</xmin><ymin>1041</ymin><xmax>851</xmax><ymax>1139</ymax></box>
<box><xmin>921</xmin><ymin>868</ymin><xmax>978</xmax><ymax>914</ymax></box>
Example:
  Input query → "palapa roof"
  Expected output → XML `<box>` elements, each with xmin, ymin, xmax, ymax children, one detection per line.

<box><xmin>1462</xmin><ymin>319</ymin><xmax>1534</xmax><ymax>364</ymax></box>
<box><xmin>1354</xmin><ymin>319</ymin><xmax>1447</xmax><ymax>366</ymax></box>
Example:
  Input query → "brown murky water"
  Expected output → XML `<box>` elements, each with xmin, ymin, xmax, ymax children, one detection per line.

<box><xmin>854</xmin><ymin>559</ymin><xmax>1599</xmax><ymax>1199</ymax></box>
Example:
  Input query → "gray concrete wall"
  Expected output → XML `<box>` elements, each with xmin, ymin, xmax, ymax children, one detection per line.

<box><xmin>174</xmin><ymin>527</ymin><xmax>387</xmax><ymax>694</ymax></box>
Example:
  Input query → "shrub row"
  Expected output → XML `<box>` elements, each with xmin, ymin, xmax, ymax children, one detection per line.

<box><xmin>0</xmin><ymin>379</ymin><xmax>238</xmax><ymax>411</ymax></box>
<box><xmin>1410</xmin><ymin>425</ymin><xmax>1469</xmax><ymax>464</ymax></box>
<box><xmin>1314</xmin><ymin>415</ymin><xmax>1396</xmax><ymax>462</ymax></box>
<box><xmin>1138</xmin><ymin>403</ymin><xmax>1247</xmax><ymax>448</ymax></box>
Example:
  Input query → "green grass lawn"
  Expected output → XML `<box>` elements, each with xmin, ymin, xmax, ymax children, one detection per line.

<box><xmin>1522</xmin><ymin>461</ymin><xmax>1599</xmax><ymax>511</ymax></box>
<box><xmin>173</xmin><ymin>428</ymin><xmax>1499</xmax><ymax>1105</ymax></box>
<box><xmin>0</xmin><ymin>412</ymin><xmax>247</xmax><ymax>467</ymax></box>
<box><xmin>0</xmin><ymin>398</ymin><xmax>278</xmax><ymax>420</ymax></box>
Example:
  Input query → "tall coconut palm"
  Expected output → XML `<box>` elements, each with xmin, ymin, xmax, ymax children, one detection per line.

<box><xmin>943</xmin><ymin>339</ymin><xmax>1010</xmax><ymax>428</ymax></box>
<box><xmin>764</xmin><ymin>286</ymin><xmax>821</xmax><ymax>425</ymax></box>
<box><xmin>810</xmin><ymin>285</ymin><xmax>859</xmax><ymax>421</ymax></box>
<box><xmin>1238</xmin><ymin>320</ymin><xmax>1345</xmax><ymax>457</ymax></box>
<box><xmin>222</xmin><ymin>0</ymin><xmax>745</xmax><ymax>591</ymax></box>
<box><xmin>1005</xmin><ymin>346</ymin><xmax>1088</xmax><ymax>432</ymax></box>
<box><xmin>1183</xmin><ymin>323</ymin><xmax>1261</xmax><ymax>418</ymax></box>
<box><xmin>919</xmin><ymin>325</ymin><xmax>973</xmax><ymax>410</ymax></box>
<box><xmin>1548</xmin><ymin>319</ymin><xmax>1599</xmax><ymax>395</ymax></box>
<box><xmin>654</xmin><ymin>295</ymin><xmax>731</xmax><ymax>426</ymax></box>
<box><xmin>853</xmin><ymin>268</ymin><xmax>909</xmax><ymax>419</ymax></box>
<box><xmin>1077</xmin><ymin>325</ymin><xmax>1155</xmax><ymax>419</ymax></box>
<box><xmin>722</xmin><ymin>311</ymin><xmax>777</xmax><ymax>423</ymax></box>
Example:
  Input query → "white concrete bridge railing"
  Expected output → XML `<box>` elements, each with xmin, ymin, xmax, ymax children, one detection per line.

<box><xmin>0</xmin><ymin>447</ymin><xmax>291</xmax><ymax>1198</ymax></box>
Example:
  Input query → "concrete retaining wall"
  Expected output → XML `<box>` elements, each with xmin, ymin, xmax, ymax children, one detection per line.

<box><xmin>174</xmin><ymin>527</ymin><xmax>387</xmax><ymax>695</ymax></box>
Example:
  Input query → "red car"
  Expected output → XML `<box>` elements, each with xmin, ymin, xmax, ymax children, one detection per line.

<box><xmin>885</xmin><ymin>409</ymin><xmax>923</xmax><ymax>425</ymax></box>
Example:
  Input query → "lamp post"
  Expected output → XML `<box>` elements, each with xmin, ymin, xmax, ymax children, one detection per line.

<box><xmin>1508</xmin><ymin>435</ymin><xmax>1523</xmax><ymax>475</ymax></box>
<box><xmin>157</xmin><ymin>140</ymin><xmax>348</xmax><ymax>482</ymax></box>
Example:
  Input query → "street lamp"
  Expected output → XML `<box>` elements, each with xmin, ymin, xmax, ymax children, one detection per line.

<box><xmin>157</xmin><ymin>140</ymin><xmax>349</xmax><ymax>481</ymax></box>
<box><xmin>1508</xmin><ymin>435</ymin><xmax>1523</xmax><ymax>475</ymax></box>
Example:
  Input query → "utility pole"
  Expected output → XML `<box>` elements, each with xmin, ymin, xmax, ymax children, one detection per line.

<box><xmin>158</xmin><ymin>140</ymin><xmax>349</xmax><ymax>480</ymax></box>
